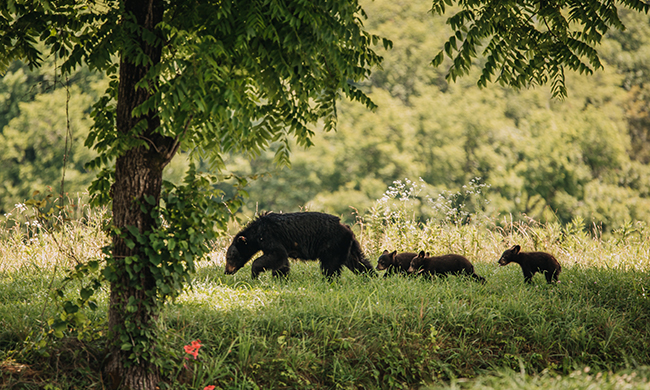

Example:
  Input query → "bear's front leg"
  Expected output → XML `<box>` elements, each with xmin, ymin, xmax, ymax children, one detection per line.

<box><xmin>251</xmin><ymin>250</ymin><xmax>288</xmax><ymax>279</ymax></box>
<box><xmin>272</xmin><ymin>258</ymin><xmax>291</xmax><ymax>278</ymax></box>
<box><xmin>522</xmin><ymin>269</ymin><xmax>535</xmax><ymax>284</ymax></box>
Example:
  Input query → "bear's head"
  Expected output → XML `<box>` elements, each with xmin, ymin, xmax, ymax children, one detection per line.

<box><xmin>225</xmin><ymin>234</ymin><xmax>258</xmax><ymax>274</ymax></box>
<box><xmin>407</xmin><ymin>251</ymin><xmax>427</xmax><ymax>274</ymax></box>
<box><xmin>498</xmin><ymin>245</ymin><xmax>521</xmax><ymax>266</ymax></box>
<box><xmin>376</xmin><ymin>250</ymin><xmax>397</xmax><ymax>271</ymax></box>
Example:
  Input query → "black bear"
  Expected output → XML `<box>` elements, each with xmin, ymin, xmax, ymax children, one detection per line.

<box><xmin>376</xmin><ymin>250</ymin><xmax>418</xmax><ymax>276</ymax></box>
<box><xmin>407</xmin><ymin>251</ymin><xmax>486</xmax><ymax>283</ymax></box>
<box><xmin>498</xmin><ymin>244</ymin><xmax>561</xmax><ymax>284</ymax></box>
<box><xmin>224</xmin><ymin>212</ymin><xmax>375</xmax><ymax>278</ymax></box>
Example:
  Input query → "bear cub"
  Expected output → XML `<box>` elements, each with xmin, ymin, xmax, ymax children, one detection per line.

<box><xmin>498</xmin><ymin>244</ymin><xmax>561</xmax><ymax>284</ymax></box>
<box><xmin>408</xmin><ymin>251</ymin><xmax>486</xmax><ymax>283</ymax></box>
<box><xmin>376</xmin><ymin>250</ymin><xmax>418</xmax><ymax>276</ymax></box>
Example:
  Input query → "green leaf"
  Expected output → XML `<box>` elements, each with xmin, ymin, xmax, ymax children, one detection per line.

<box><xmin>80</xmin><ymin>287</ymin><xmax>94</xmax><ymax>301</ymax></box>
<box><xmin>63</xmin><ymin>301</ymin><xmax>80</xmax><ymax>314</ymax></box>
<box><xmin>52</xmin><ymin>320</ymin><xmax>68</xmax><ymax>333</ymax></box>
<box><xmin>125</xmin><ymin>239</ymin><xmax>136</xmax><ymax>250</ymax></box>
<box><xmin>144</xmin><ymin>195</ymin><xmax>156</xmax><ymax>205</ymax></box>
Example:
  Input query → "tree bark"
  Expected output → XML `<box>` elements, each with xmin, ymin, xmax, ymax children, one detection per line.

<box><xmin>104</xmin><ymin>0</ymin><xmax>172</xmax><ymax>389</ymax></box>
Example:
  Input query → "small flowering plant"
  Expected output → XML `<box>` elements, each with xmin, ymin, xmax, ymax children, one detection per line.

<box><xmin>184</xmin><ymin>339</ymin><xmax>202</xmax><ymax>360</ymax></box>
<box><xmin>177</xmin><ymin>339</ymin><xmax>218</xmax><ymax>390</ymax></box>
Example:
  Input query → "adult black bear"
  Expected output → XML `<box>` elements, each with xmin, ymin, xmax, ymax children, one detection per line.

<box><xmin>376</xmin><ymin>250</ymin><xmax>418</xmax><ymax>276</ymax></box>
<box><xmin>224</xmin><ymin>212</ymin><xmax>375</xmax><ymax>278</ymax></box>
<box><xmin>498</xmin><ymin>245</ymin><xmax>561</xmax><ymax>284</ymax></box>
<box><xmin>407</xmin><ymin>251</ymin><xmax>486</xmax><ymax>283</ymax></box>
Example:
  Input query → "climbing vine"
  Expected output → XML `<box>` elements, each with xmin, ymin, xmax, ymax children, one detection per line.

<box><xmin>47</xmin><ymin>165</ymin><xmax>248</xmax><ymax>362</ymax></box>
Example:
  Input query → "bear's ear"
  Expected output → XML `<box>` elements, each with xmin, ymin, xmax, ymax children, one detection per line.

<box><xmin>391</xmin><ymin>250</ymin><xmax>397</xmax><ymax>257</ymax></box>
<box><xmin>511</xmin><ymin>245</ymin><xmax>520</xmax><ymax>254</ymax></box>
<box><xmin>426</xmin><ymin>252</ymin><xmax>430</xmax><ymax>257</ymax></box>
<box><xmin>418</xmin><ymin>250</ymin><xmax>426</xmax><ymax>257</ymax></box>
<box><xmin>382</xmin><ymin>250</ymin><xmax>389</xmax><ymax>254</ymax></box>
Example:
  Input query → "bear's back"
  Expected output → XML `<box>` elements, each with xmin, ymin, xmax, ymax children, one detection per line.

<box><xmin>426</xmin><ymin>254</ymin><xmax>473</xmax><ymax>273</ymax></box>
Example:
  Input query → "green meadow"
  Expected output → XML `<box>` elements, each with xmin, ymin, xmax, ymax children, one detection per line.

<box><xmin>1</xmin><ymin>203</ymin><xmax>650</xmax><ymax>389</ymax></box>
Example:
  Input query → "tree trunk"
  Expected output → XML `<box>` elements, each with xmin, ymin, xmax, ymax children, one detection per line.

<box><xmin>104</xmin><ymin>0</ymin><xmax>172</xmax><ymax>388</ymax></box>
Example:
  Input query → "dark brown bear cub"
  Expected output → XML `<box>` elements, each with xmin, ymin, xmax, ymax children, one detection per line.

<box><xmin>498</xmin><ymin>245</ymin><xmax>561</xmax><ymax>284</ymax></box>
<box><xmin>376</xmin><ymin>250</ymin><xmax>417</xmax><ymax>276</ymax></box>
<box><xmin>407</xmin><ymin>251</ymin><xmax>486</xmax><ymax>283</ymax></box>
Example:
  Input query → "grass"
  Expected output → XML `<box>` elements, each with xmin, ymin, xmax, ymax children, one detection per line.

<box><xmin>430</xmin><ymin>367</ymin><xmax>650</xmax><ymax>389</ymax></box>
<box><xmin>158</xmin><ymin>261</ymin><xmax>649</xmax><ymax>389</ymax></box>
<box><xmin>1</xmin><ymin>203</ymin><xmax>650</xmax><ymax>389</ymax></box>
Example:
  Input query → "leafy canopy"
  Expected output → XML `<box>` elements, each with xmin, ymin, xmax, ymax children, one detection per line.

<box><xmin>431</xmin><ymin>0</ymin><xmax>650</xmax><ymax>97</ymax></box>
<box><xmin>2</xmin><ymin>0</ymin><xmax>390</xmax><ymax>178</ymax></box>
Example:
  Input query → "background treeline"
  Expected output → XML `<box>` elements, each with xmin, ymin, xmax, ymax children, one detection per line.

<box><xmin>2</xmin><ymin>1</ymin><xmax>650</xmax><ymax>232</ymax></box>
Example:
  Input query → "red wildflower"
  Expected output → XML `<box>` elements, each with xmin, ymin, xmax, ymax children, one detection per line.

<box><xmin>204</xmin><ymin>386</ymin><xmax>216</xmax><ymax>390</ymax></box>
<box><xmin>183</xmin><ymin>339</ymin><xmax>202</xmax><ymax>359</ymax></box>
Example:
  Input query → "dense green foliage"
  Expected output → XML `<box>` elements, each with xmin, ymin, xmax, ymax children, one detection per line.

<box><xmin>0</xmin><ymin>58</ymin><xmax>194</xmax><ymax>213</ymax></box>
<box><xmin>0</xmin><ymin>61</ymin><xmax>103</xmax><ymax>213</ymax></box>
<box><xmin>2</xmin><ymin>1</ymin><xmax>650</xmax><ymax>230</ymax></box>
<box><xmin>221</xmin><ymin>1</ymin><xmax>650</xmax><ymax>232</ymax></box>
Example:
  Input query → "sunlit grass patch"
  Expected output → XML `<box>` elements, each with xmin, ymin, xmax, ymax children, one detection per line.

<box><xmin>176</xmin><ymin>282</ymin><xmax>282</xmax><ymax>312</ymax></box>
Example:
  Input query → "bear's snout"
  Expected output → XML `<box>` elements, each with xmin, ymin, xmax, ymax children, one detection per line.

<box><xmin>224</xmin><ymin>263</ymin><xmax>239</xmax><ymax>274</ymax></box>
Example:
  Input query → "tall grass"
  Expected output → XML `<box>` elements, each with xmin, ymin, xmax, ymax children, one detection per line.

<box><xmin>0</xmin><ymin>196</ymin><xmax>109</xmax><ymax>273</ymax></box>
<box><xmin>1</xmin><ymin>190</ymin><xmax>650</xmax><ymax>389</ymax></box>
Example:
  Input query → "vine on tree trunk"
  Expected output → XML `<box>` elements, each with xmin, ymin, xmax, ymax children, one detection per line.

<box><xmin>45</xmin><ymin>165</ymin><xmax>247</xmax><ymax>370</ymax></box>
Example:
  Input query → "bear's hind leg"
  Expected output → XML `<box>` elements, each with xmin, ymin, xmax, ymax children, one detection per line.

<box><xmin>319</xmin><ymin>240</ymin><xmax>352</xmax><ymax>279</ymax></box>
<box><xmin>345</xmin><ymin>255</ymin><xmax>375</xmax><ymax>275</ymax></box>
<box><xmin>344</xmin><ymin>239</ymin><xmax>375</xmax><ymax>276</ymax></box>
<box><xmin>545</xmin><ymin>268</ymin><xmax>560</xmax><ymax>284</ymax></box>
<box><xmin>472</xmin><ymin>273</ymin><xmax>487</xmax><ymax>283</ymax></box>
